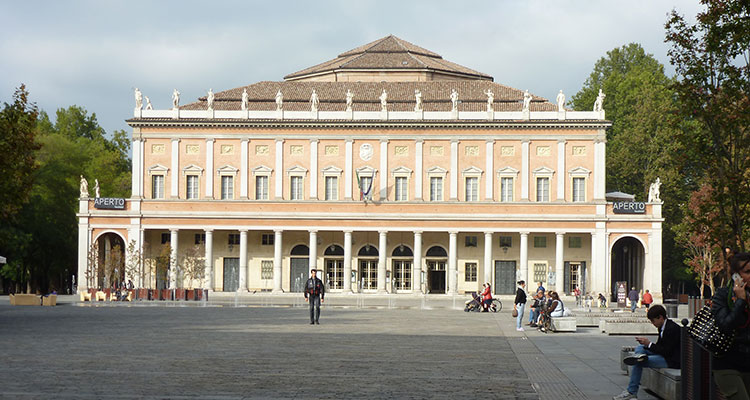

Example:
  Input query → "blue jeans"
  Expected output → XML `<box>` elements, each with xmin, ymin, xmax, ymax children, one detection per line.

<box><xmin>529</xmin><ymin>308</ymin><xmax>539</xmax><ymax>324</ymax></box>
<box><xmin>516</xmin><ymin>303</ymin><xmax>525</xmax><ymax>329</ymax></box>
<box><xmin>627</xmin><ymin>345</ymin><xmax>668</xmax><ymax>394</ymax></box>
<box><xmin>631</xmin><ymin>300</ymin><xmax>637</xmax><ymax>312</ymax></box>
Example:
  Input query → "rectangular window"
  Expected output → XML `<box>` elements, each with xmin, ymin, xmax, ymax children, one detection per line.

<box><xmin>465</xmin><ymin>262</ymin><xmax>477</xmax><ymax>282</ymax></box>
<box><xmin>499</xmin><ymin>236</ymin><xmax>512</xmax><ymax>248</ymax></box>
<box><xmin>534</xmin><ymin>236</ymin><xmax>547</xmax><ymax>248</ymax></box>
<box><xmin>430</xmin><ymin>177</ymin><xmax>443</xmax><ymax>201</ymax></box>
<box><xmin>194</xmin><ymin>233</ymin><xmax>206</xmax><ymax>245</ymax></box>
<box><xmin>228</xmin><ymin>234</ymin><xmax>240</xmax><ymax>246</ymax></box>
<box><xmin>152</xmin><ymin>175</ymin><xmax>165</xmax><ymax>199</ymax></box>
<box><xmin>572</xmin><ymin>177</ymin><xmax>585</xmax><ymax>202</ymax></box>
<box><xmin>536</xmin><ymin>177</ymin><xmax>549</xmax><ymax>202</ymax></box>
<box><xmin>161</xmin><ymin>233</ymin><xmax>170</xmax><ymax>244</ymax></box>
<box><xmin>261</xmin><ymin>260</ymin><xmax>273</xmax><ymax>280</ymax></box>
<box><xmin>465</xmin><ymin>177</ymin><xmax>478</xmax><ymax>201</ymax></box>
<box><xmin>533</xmin><ymin>263</ymin><xmax>547</xmax><ymax>283</ymax></box>
<box><xmin>465</xmin><ymin>236</ymin><xmax>477</xmax><ymax>247</ymax></box>
<box><xmin>393</xmin><ymin>260</ymin><xmax>412</xmax><ymax>290</ymax></box>
<box><xmin>395</xmin><ymin>176</ymin><xmax>408</xmax><ymax>201</ymax></box>
<box><xmin>186</xmin><ymin>175</ymin><xmax>199</xmax><ymax>200</ymax></box>
<box><xmin>500</xmin><ymin>177</ymin><xmax>514</xmax><ymax>202</ymax></box>
<box><xmin>290</xmin><ymin>176</ymin><xmax>303</xmax><ymax>200</ymax></box>
<box><xmin>261</xmin><ymin>234</ymin><xmax>274</xmax><ymax>246</ymax></box>
<box><xmin>221</xmin><ymin>176</ymin><xmax>234</xmax><ymax>200</ymax></box>
<box><xmin>255</xmin><ymin>175</ymin><xmax>269</xmax><ymax>200</ymax></box>
<box><xmin>569</xmin><ymin>236</ymin><xmax>582</xmax><ymax>248</ymax></box>
<box><xmin>359</xmin><ymin>176</ymin><xmax>373</xmax><ymax>200</ymax></box>
<box><xmin>325</xmin><ymin>176</ymin><xmax>338</xmax><ymax>200</ymax></box>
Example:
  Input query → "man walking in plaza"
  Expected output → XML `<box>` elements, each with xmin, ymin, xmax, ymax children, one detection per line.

<box><xmin>304</xmin><ymin>269</ymin><xmax>325</xmax><ymax>325</ymax></box>
<box><xmin>614</xmin><ymin>305</ymin><xmax>681</xmax><ymax>399</ymax></box>
<box><xmin>628</xmin><ymin>287</ymin><xmax>639</xmax><ymax>312</ymax></box>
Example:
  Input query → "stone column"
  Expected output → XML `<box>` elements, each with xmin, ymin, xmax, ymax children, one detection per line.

<box><xmin>520</xmin><ymin>232</ymin><xmax>529</xmax><ymax>284</ymax></box>
<box><xmin>415</xmin><ymin>140</ymin><xmax>423</xmax><ymax>200</ymax></box>
<box><xmin>239</xmin><ymin>230</ymin><xmax>248</xmax><ymax>292</ymax></box>
<box><xmin>521</xmin><ymin>139</ymin><xmax>530</xmax><ymax>201</ymax></box>
<box><xmin>345</xmin><ymin>140</ymin><xmax>353</xmax><ymax>200</ymax></box>
<box><xmin>205</xmin><ymin>139</ymin><xmax>214</xmax><ymax>199</ymax></box>
<box><xmin>272</xmin><ymin>230</ymin><xmax>283</xmax><ymax>292</ymax></box>
<box><xmin>343</xmin><ymin>231</ymin><xmax>352</xmax><ymax>292</ymax></box>
<box><xmin>594</xmin><ymin>137</ymin><xmax>606</xmax><ymax>200</ymax></box>
<box><xmin>310</xmin><ymin>139</ymin><xmax>318</xmax><ymax>200</ymax></box>
<box><xmin>205</xmin><ymin>230</ymin><xmax>214</xmax><ymax>291</ymax></box>
<box><xmin>378</xmin><ymin>231</ymin><xmax>387</xmax><ymax>293</ymax></box>
<box><xmin>485</xmin><ymin>140</ymin><xmax>494</xmax><ymax>201</ymax></box>
<box><xmin>484</xmin><ymin>232</ymin><xmax>493</xmax><ymax>288</ymax></box>
<box><xmin>240</xmin><ymin>139</ymin><xmax>249</xmax><ymax>199</ymax></box>
<box><xmin>77</xmin><ymin>216</ymin><xmax>89</xmax><ymax>292</ymax></box>
<box><xmin>556</xmin><ymin>232</ymin><xmax>565</xmax><ymax>292</ymax></box>
<box><xmin>170</xmin><ymin>138</ymin><xmax>180</xmax><ymax>198</ymax></box>
<box><xmin>448</xmin><ymin>231</ymin><xmax>458</xmax><ymax>294</ymax></box>
<box><xmin>131</xmin><ymin>138</ymin><xmax>142</xmax><ymax>198</ymax></box>
<box><xmin>275</xmin><ymin>139</ymin><xmax>284</xmax><ymax>200</ymax></box>
<box><xmin>450</xmin><ymin>140</ymin><xmax>458</xmax><ymax>200</ymax></box>
<box><xmin>557</xmin><ymin>140</ymin><xmax>566</xmax><ymax>201</ymax></box>
<box><xmin>309</xmin><ymin>230</ymin><xmax>318</xmax><ymax>272</ymax></box>
<box><xmin>413</xmin><ymin>231</ymin><xmax>422</xmax><ymax>293</ymax></box>
<box><xmin>380</xmin><ymin>140</ymin><xmax>388</xmax><ymax>200</ymax></box>
<box><xmin>169</xmin><ymin>229</ymin><xmax>178</xmax><ymax>289</ymax></box>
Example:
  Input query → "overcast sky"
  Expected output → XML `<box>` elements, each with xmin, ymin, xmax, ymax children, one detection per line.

<box><xmin>1</xmin><ymin>1</ymin><xmax>703</xmax><ymax>143</ymax></box>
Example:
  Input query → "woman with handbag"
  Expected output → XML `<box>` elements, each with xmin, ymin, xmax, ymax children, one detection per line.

<box><xmin>514</xmin><ymin>280</ymin><xmax>527</xmax><ymax>332</ymax></box>
<box><xmin>712</xmin><ymin>252</ymin><xmax>750</xmax><ymax>400</ymax></box>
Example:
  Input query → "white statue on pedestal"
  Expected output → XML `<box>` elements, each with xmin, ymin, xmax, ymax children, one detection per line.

<box><xmin>94</xmin><ymin>179</ymin><xmax>100</xmax><ymax>198</ymax></box>
<box><xmin>207</xmin><ymin>89</ymin><xmax>214</xmax><ymax>110</ymax></box>
<box><xmin>241</xmin><ymin>88</ymin><xmax>249</xmax><ymax>111</ymax></box>
<box><xmin>172</xmin><ymin>89</ymin><xmax>180</xmax><ymax>109</ymax></box>
<box><xmin>275</xmin><ymin>90</ymin><xmax>283</xmax><ymax>111</ymax></box>
<box><xmin>345</xmin><ymin>89</ymin><xmax>354</xmax><ymax>111</ymax></box>
<box><xmin>310</xmin><ymin>89</ymin><xmax>319</xmax><ymax>112</ymax></box>
<box><xmin>414</xmin><ymin>89</ymin><xmax>423</xmax><ymax>112</ymax></box>
<box><xmin>485</xmin><ymin>89</ymin><xmax>494</xmax><ymax>112</ymax></box>
<box><xmin>379</xmin><ymin>89</ymin><xmax>388</xmax><ymax>112</ymax></box>
<box><xmin>450</xmin><ymin>89</ymin><xmax>458</xmax><ymax>112</ymax></box>
<box><xmin>648</xmin><ymin>177</ymin><xmax>662</xmax><ymax>202</ymax></box>
<box><xmin>134</xmin><ymin>88</ymin><xmax>143</xmax><ymax>110</ymax></box>
<box><xmin>556</xmin><ymin>90</ymin><xmax>565</xmax><ymax>112</ymax></box>
<box><xmin>145</xmin><ymin>96</ymin><xmax>153</xmax><ymax>110</ymax></box>
<box><xmin>522</xmin><ymin>90</ymin><xmax>532</xmax><ymax>112</ymax></box>
<box><xmin>80</xmin><ymin>175</ymin><xmax>89</xmax><ymax>198</ymax></box>
<box><xmin>593</xmin><ymin>89</ymin><xmax>606</xmax><ymax>112</ymax></box>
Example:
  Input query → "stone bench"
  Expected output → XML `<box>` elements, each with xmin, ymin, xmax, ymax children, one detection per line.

<box><xmin>9</xmin><ymin>294</ymin><xmax>41</xmax><ymax>306</ymax></box>
<box><xmin>642</xmin><ymin>367</ymin><xmax>681</xmax><ymax>399</ymax></box>
<box><xmin>600</xmin><ymin>317</ymin><xmax>654</xmax><ymax>335</ymax></box>
<box><xmin>575</xmin><ymin>312</ymin><xmax>615</xmax><ymax>327</ymax></box>
<box><xmin>551</xmin><ymin>316</ymin><xmax>577</xmax><ymax>332</ymax></box>
<box><xmin>42</xmin><ymin>294</ymin><xmax>57</xmax><ymax>306</ymax></box>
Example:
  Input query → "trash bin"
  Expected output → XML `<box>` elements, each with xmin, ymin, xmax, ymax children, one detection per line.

<box><xmin>664</xmin><ymin>299</ymin><xmax>678</xmax><ymax>318</ymax></box>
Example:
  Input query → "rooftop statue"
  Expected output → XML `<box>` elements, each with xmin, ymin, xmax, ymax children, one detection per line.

<box><xmin>345</xmin><ymin>89</ymin><xmax>354</xmax><ymax>111</ymax></box>
<box><xmin>593</xmin><ymin>89</ymin><xmax>606</xmax><ymax>112</ymax></box>
<box><xmin>207</xmin><ymin>88</ymin><xmax>215</xmax><ymax>110</ymax></box>
<box><xmin>241</xmin><ymin>88</ymin><xmax>249</xmax><ymax>111</ymax></box>
<box><xmin>80</xmin><ymin>175</ymin><xmax>89</xmax><ymax>198</ymax></box>
<box><xmin>275</xmin><ymin>90</ymin><xmax>283</xmax><ymax>111</ymax></box>
<box><xmin>310</xmin><ymin>89</ymin><xmax>319</xmax><ymax>111</ymax></box>
<box><xmin>414</xmin><ymin>89</ymin><xmax>423</xmax><ymax>112</ymax></box>
<box><xmin>145</xmin><ymin>96</ymin><xmax>153</xmax><ymax>110</ymax></box>
<box><xmin>172</xmin><ymin>89</ymin><xmax>180</xmax><ymax>109</ymax></box>
<box><xmin>450</xmin><ymin>89</ymin><xmax>458</xmax><ymax>112</ymax></box>
<box><xmin>648</xmin><ymin>177</ymin><xmax>662</xmax><ymax>202</ymax></box>
<box><xmin>484</xmin><ymin>89</ymin><xmax>494</xmax><ymax>111</ymax></box>
<box><xmin>134</xmin><ymin>88</ymin><xmax>142</xmax><ymax>110</ymax></box>
<box><xmin>94</xmin><ymin>179</ymin><xmax>100</xmax><ymax>198</ymax></box>
<box><xmin>379</xmin><ymin>89</ymin><xmax>388</xmax><ymax>111</ymax></box>
<box><xmin>556</xmin><ymin>90</ymin><xmax>565</xmax><ymax>112</ymax></box>
<box><xmin>522</xmin><ymin>90</ymin><xmax>532</xmax><ymax>112</ymax></box>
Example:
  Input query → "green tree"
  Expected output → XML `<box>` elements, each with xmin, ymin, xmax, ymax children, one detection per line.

<box><xmin>666</xmin><ymin>0</ymin><xmax>750</xmax><ymax>252</ymax></box>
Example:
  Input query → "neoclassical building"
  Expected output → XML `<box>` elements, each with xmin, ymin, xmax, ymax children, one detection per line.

<box><xmin>77</xmin><ymin>35</ymin><xmax>663</xmax><ymax>299</ymax></box>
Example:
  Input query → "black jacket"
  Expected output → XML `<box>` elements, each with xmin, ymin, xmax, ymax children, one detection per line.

<box><xmin>711</xmin><ymin>286</ymin><xmax>750</xmax><ymax>369</ymax></box>
<box><xmin>304</xmin><ymin>277</ymin><xmax>325</xmax><ymax>299</ymax></box>
<box><xmin>649</xmin><ymin>318</ymin><xmax>682</xmax><ymax>369</ymax></box>
<box><xmin>514</xmin><ymin>288</ymin><xmax>527</xmax><ymax>305</ymax></box>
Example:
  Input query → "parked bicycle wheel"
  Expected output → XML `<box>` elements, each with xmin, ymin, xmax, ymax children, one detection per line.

<box><xmin>490</xmin><ymin>299</ymin><xmax>502</xmax><ymax>312</ymax></box>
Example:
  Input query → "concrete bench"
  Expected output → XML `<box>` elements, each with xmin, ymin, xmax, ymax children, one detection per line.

<box><xmin>551</xmin><ymin>316</ymin><xmax>577</xmax><ymax>332</ymax></box>
<box><xmin>9</xmin><ymin>294</ymin><xmax>41</xmax><ymax>306</ymax></box>
<box><xmin>575</xmin><ymin>312</ymin><xmax>615</xmax><ymax>327</ymax></box>
<box><xmin>600</xmin><ymin>317</ymin><xmax>654</xmax><ymax>335</ymax></box>
<box><xmin>642</xmin><ymin>367</ymin><xmax>681</xmax><ymax>399</ymax></box>
<box><xmin>80</xmin><ymin>291</ymin><xmax>92</xmax><ymax>301</ymax></box>
<box><xmin>42</xmin><ymin>294</ymin><xmax>57</xmax><ymax>306</ymax></box>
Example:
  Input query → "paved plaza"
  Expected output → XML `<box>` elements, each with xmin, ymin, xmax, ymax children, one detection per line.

<box><xmin>0</xmin><ymin>295</ymin><xmax>660</xmax><ymax>399</ymax></box>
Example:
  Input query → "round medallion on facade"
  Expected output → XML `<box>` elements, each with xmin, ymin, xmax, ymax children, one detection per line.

<box><xmin>359</xmin><ymin>143</ymin><xmax>373</xmax><ymax>161</ymax></box>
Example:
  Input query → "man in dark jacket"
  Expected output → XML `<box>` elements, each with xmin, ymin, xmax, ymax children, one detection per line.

<box><xmin>304</xmin><ymin>269</ymin><xmax>325</xmax><ymax>325</ymax></box>
<box><xmin>628</xmin><ymin>287</ymin><xmax>639</xmax><ymax>312</ymax></box>
<box><xmin>613</xmin><ymin>305</ymin><xmax>681</xmax><ymax>400</ymax></box>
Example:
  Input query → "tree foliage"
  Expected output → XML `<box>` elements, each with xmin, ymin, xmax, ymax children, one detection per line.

<box><xmin>666</xmin><ymin>0</ymin><xmax>750</xmax><ymax>252</ymax></box>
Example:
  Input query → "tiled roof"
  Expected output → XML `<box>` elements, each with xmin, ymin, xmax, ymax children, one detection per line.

<box><xmin>181</xmin><ymin>81</ymin><xmax>556</xmax><ymax>112</ymax></box>
<box><xmin>284</xmin><ymin>35</ymin><xmax>492</xmax><ymax>81</ymax></box>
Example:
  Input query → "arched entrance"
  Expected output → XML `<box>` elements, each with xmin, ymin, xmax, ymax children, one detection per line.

<box><xmin>94</xmin><ymin>232</ymin><xmax>125</xmax><ymax>289</ymax></box>
<box><xmin>324</xmin><ymin>244</ymin><xmax>344</xmax><ymax>289</ymax></box>
<box><xmin>426</xmin><ymin>246</ymin><xmax>447</xmax><ymax>294</ymax></box>
<box><xmin>358</xmin><ymin>245</ymin><xmax>378</xmax><ymax>291</ymax></box>
<box><xmin>391</xmin><ymin>245</ymin><xmax>413</xmax><ymax>292</ymax></box>
<box><xmin>290</xmin><ymin>244</ymin><xmax>309</xmax><ymax>292</ymax></box>
<box><xmin>610</xmin><ymin>236</ymin><xmax>645</xmax><ymax>301</ymax></box>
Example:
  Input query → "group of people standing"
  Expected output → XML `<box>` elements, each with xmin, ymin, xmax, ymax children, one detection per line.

<box><xmin>513</xmin><ymin>281</ymin><xmax>567</xmax><ymax>332</ymax></box>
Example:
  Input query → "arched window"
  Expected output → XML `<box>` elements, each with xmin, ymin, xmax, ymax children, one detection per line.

<box><xmin>324</xmin><ymin>245</ymin><xmax>344</xmax><ymax>256</ymax></box>
<box><xmin>392</xmin><ymin>245</ymin><xmax>413</xmax><ymax>257</ymax></box>
<box><xmin>425</xmin><ymin>246</ymin><xmax>447</xmax><ymax>257</ymax></box>
<box><xmin>290</xmin><ymin>244</ymin><xmax>309</xmax><ymax>256</ymax></box>
<box><xmin>358</xmin><ymin>245</ymin><xmax>378</xmax><ymax>257</ymax></box>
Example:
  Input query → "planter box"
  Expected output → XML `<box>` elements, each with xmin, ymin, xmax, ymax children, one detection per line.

<box><xmin>185</xmin><ymin>289</ymin><xmax>196</xmax><ymax>301</ymax></box>
<box><xmin>136</xmin><ymin>288</ymin><xmax>148</xmax><ymax>300</ymax></box>
<box><xmin>174</xmin><ymin>288</ymin><xmax>186</xmax><ymax>301</ymax></box>
<box><xmin>103</xmin><ymin>288</ymin><xmax>112</xmax><ymax>301</ymax></box>
<box><xmin>194</xmin><ymin>289</ymin><xmax>207</xmax><ymax>301</ymax></box>
<box><xmin>159</xmin><ymin>289</ymin><xmax>170</xmax><ymax>300</ymax></box>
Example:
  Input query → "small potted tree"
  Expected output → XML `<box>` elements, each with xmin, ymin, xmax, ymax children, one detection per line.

<box><xmin>125</xmin><ymin>240</ymin><xmax>145</xmax><ymax>300</ymax></box>
<box><xmin>154</xmin><ymin>244</ymin><xmax>171</xmax><ymax>300</ymax></box>
<box><xmin>181</xmin><ymin>245</ymin><xmax>206</xmax><ymax>301</ymax></box>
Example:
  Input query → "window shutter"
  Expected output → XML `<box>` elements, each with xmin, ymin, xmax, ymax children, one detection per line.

<box><xmin>564</xmin><ymin>261</ymin><xmax>571</xmax><ymax>294</ymax></box>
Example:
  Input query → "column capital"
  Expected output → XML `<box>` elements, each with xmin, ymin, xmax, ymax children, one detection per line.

<box><xmin>380</xmin><ymin>138</ymin><xmax>389</xmax><ymax>143</ymax></box>
<box><xmin>345</xmin><ymin>138</ymin><xmax>353</xmax><ymax>143</ymax></box>
<box><xmin>451</xmin><ymin>139</ymin><xmax>460</xmax><ymax>144</ymax></box>
<box><xmin>206</xmin><ymin>138</ymin><xmax>215</xmax><ymax>143</ymax></box>
<box><xmin>415</xmin><ymin>138</ymin><xmax>424</xmax><ymax>144</ymax></box>
<box><xmin>275</xmin><ymin>138</ymin><xmax>285</xmax><ymax>143</ymax></box>
<box><xmin>274</xmin><ymin>229</ymin><xmax>284</xmax><ymax>234</ymax></box>
<box><xmin>239</xmin><ymin>229</ymin><xmax>248</xmax><ymax>234</ymax></box>
<box><xmin>378</xmin><ymin>230</ymin><xmax>388</xmax><ymax>235</ymax></box>
<box><xmin>521</xmin><ymin>138</ymin><xmax>530</xmax><ymax>144</ymax></box>
<box><xmin>170</xmin><ymin>228</ymin><xmax>179</xmax><ymax>233</ymax></box>
<box><xmin>310</xmin><ymin>138</ymin><xmax>319</xmax><ymax>144</ymax></box>
<box><xmin>557</xmin><ymin>139</ymin><xmax>567</xmax><ymax>144</ymax></box>
<box><xmin>171</xmin><ymin>138</ymin><xmax>180</xmax><ymax>143</ymax></box>
<box><xmin>485</xmin><ymin>139</ymin><xmax>495</xmax><ymax>144</ymax></box>
<box><xmin>449</xmin><ymin>231</ymin><xmax>458</xmax><ymax>236</ymax></box>
<box><xmin>413</xmin><ymin>231</ymin><xmax>423</xmax><ymax>236</ymax></box>
<box><xmin>240</xmin><ymin>138</ymin><xmax>249</xmax><ymax>143</ymax></box>
<box><xmin>343</xmin><ymin>230</ymin><xmax>353</xmax><ymax>234</ymax></box>
<box><xmin>519</xmin><ymin>231</ymin><xmax>530</xmax><ymax>236</ymax></box>
<box><xmin>556</xmin><ymin>231</ymin><xmax>566</xmax><ymax>237</ymax></box>
<box><xmin>484</xmin><ymin>231</ymin><xmax>493</xmax><ymax>237</ymax></box>
<box><xmin>204</xmin><ymin>229</ymin><xmax>214</xmax><ymax>233</ymax></box>
<box><xmin>308</xmin><ymin>229</ymin><xmax>318</xmax><ymax>234</ymax></box>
